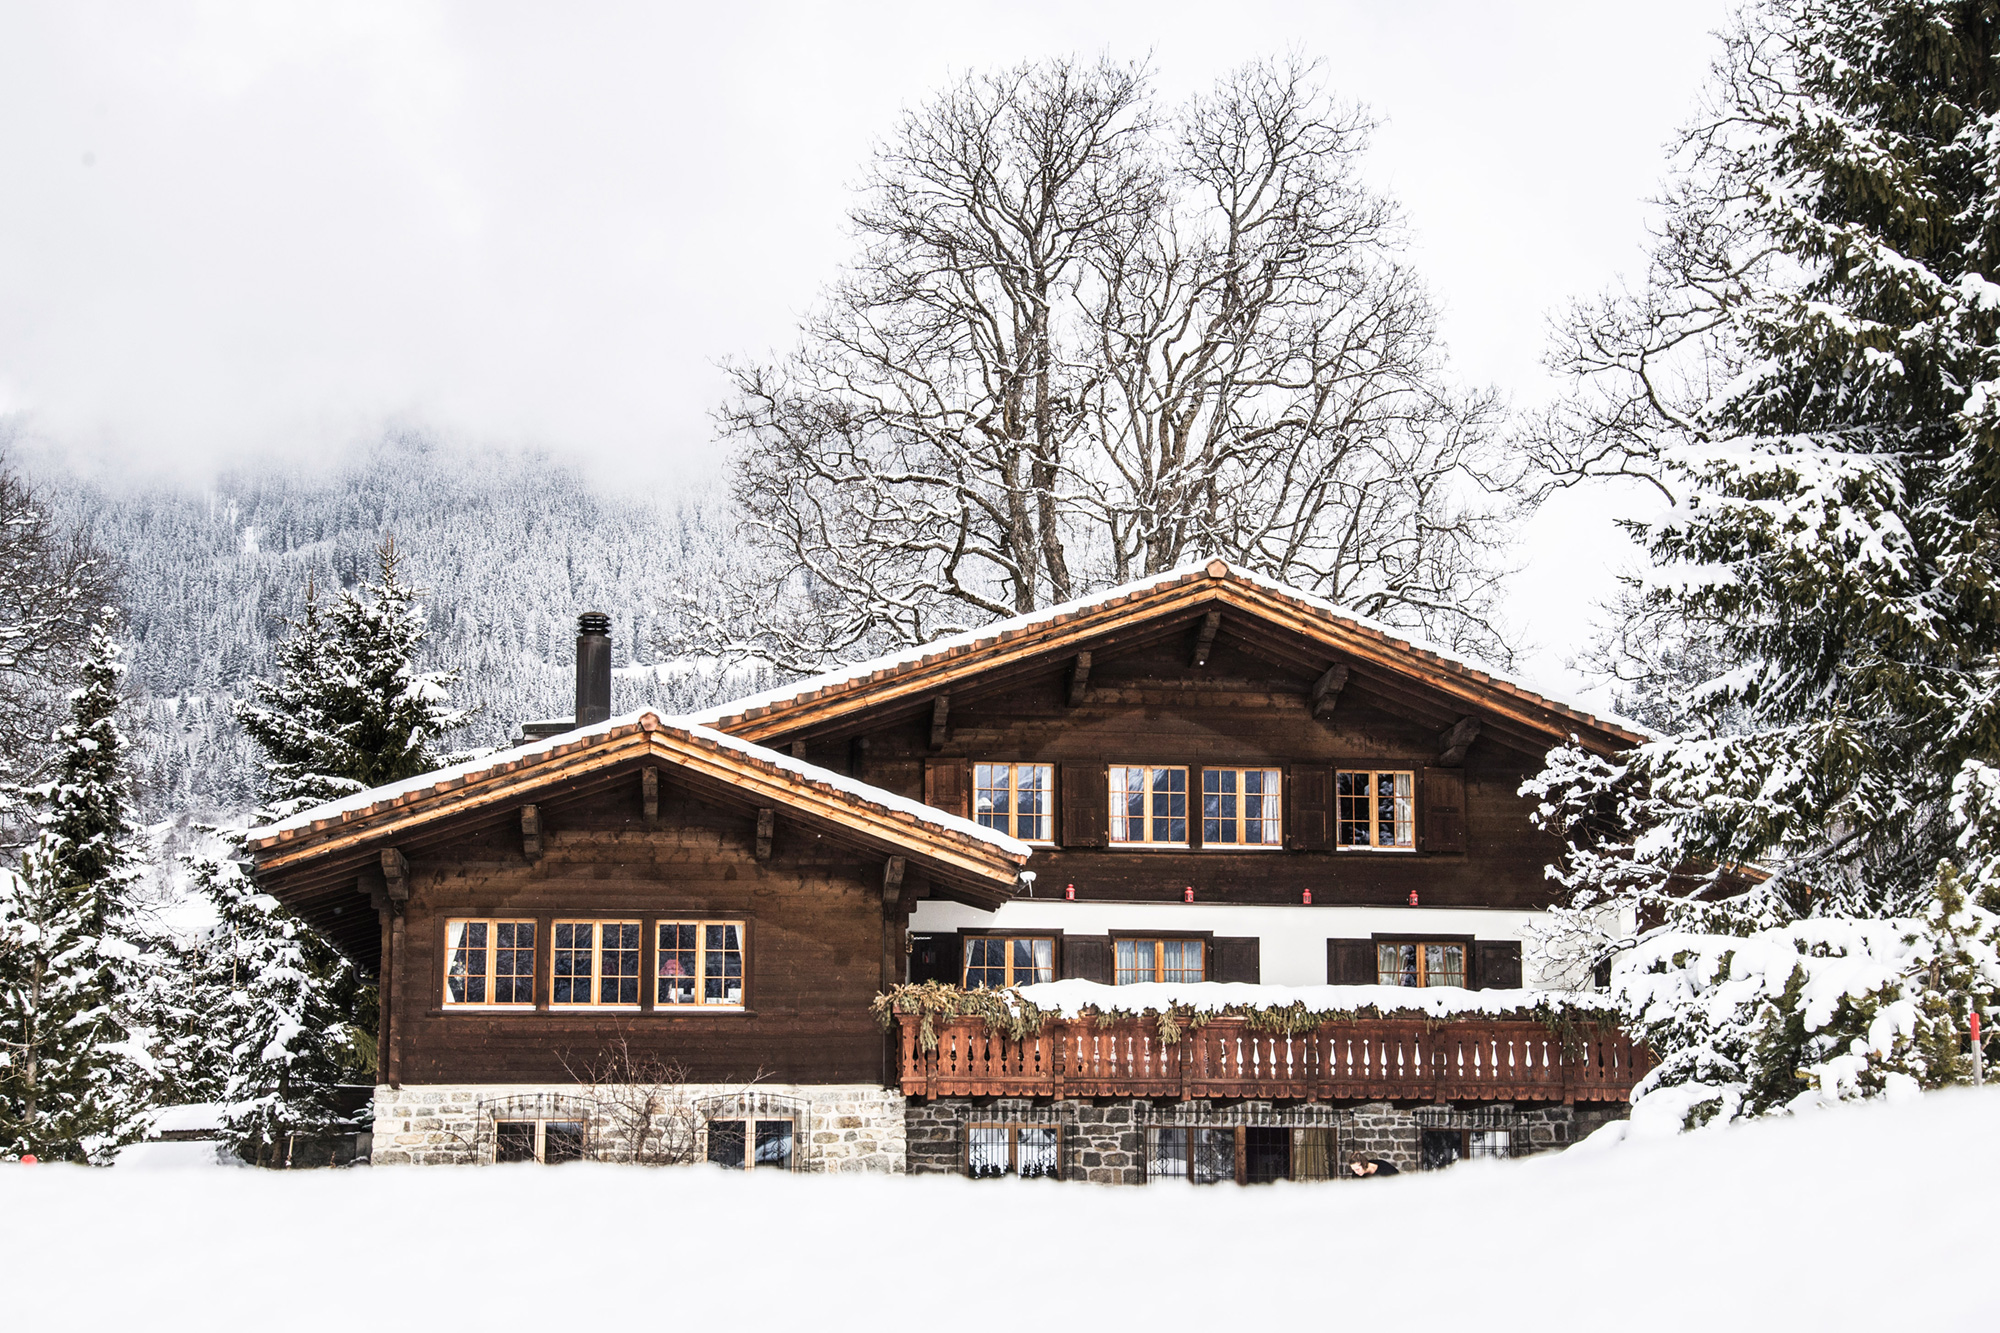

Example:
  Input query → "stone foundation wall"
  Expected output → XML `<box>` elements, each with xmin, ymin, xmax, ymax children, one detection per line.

<box><xmin>371</xmin><ymin>1082</ymin><xmax>906</xmax><ymax>1172</ymax></box>
<box><xmin>907</xmin><ymin>1097</ymin><xmax>1629</xmax><ymax>1182</ymax></box>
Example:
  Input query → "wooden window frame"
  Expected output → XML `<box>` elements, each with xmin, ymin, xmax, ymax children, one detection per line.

<box><xmin>1199</xmin><ymin>767</ymin><xmax>1284</xmax><ymax>850</ymax></box>
<box><xmin>1108</xmin><ymin>764</ymin><xmax>1190</xmax><ymax>847</ymax></box>
<box><xmin>973</xmin><ymin>762</ymin><xmax>1056</xmax><ymax>844</ymax></box>
<box><xmin>704</xmin><ymin>1115</ymin><xmax>796</xmax><ymax>1171</ymax></box>
<box><xmin>1372</xmin><ymin>936</ymin><xmax>1473</xmax><ymax>988</ymax></box>
<box><xmin>442</xmin><ymin>917</ymin><xmax>539</xmax><ymax>1008</ymax></box>
<box><xmin>966</xmin><ymin>1123</ymin><xmax>1062</xmax><ymax>1179</ymax></box>
<box><xmin>1334</xmin><ymin>768</ymin><xmax>1417</xmax><ymax>852</ymax></box>
<box><xmin>494</xmin><ymin>1118</ymin><xmax>587</xmax><ymax>1164</ymax></box>
<box><xmin>654</xmin><ymin>919</ymin><xmax>748</xmax><ymax>1010</ymax></box>
<box><xmin>960</xmin><ymin>934</ymin><xmax>1056</xmax><ymax>989</ymax></box>
<box><xmin>1111</xmin><ymin>937</ymin><xmax>1208</xmax><ymax>985</ymax></box>
<box><xmin>549</xmin><ymin>918</ymin><xmax>644</xmax><ymax>1008</ymax></box>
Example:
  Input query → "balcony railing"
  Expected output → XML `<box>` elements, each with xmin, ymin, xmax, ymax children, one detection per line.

<box><xmin>897</xmin><ymin>1013</ymin><xmax>1648</xmax><ymax>1105</ymax></box>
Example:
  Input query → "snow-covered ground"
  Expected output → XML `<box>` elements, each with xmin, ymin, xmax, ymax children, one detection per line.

<box><xmin>10</xmin><ymin>1089</ymin><xmax>1998</xmax><ymax>1330</ymax></box>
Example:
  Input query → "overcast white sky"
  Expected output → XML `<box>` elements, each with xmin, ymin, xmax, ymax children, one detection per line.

<box><xmin>0</xmin><ymin>0</ymin><xmax>1732</xmax><ymax>698</ymax></box>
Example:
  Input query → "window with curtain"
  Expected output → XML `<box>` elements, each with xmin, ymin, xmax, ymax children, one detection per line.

<box><xmin>1202</xmin><ymin>768</ymin><xmax>1282</xmax><ymax>846</ymax></box>
<box><xmin>1109</xmin><ymin>765</ymin><xmax>1188</xmax><ymax>845</ymax></box>
<box><xmin>962</xmin><ymin>936</ymin><xmax>1054</xmax><ymax>988</ymax></box>
<box><xmin>1114</xmin><ymin>938</ymin><xmax>1206</xmax><ymax>984</ymax></box>
<box><xmin>444</xmin><ymin>919</ymin><xmax>537</xmax><ymax>1006</ymax></box>
<box><xmin>974</xmin><ymin>763</ymin><xmax>1054</xmax><ymax>841</ymax></box>
<box><xmin>1335</xmin><ymin>770</ymin><xmax>1415</xmax><ymax>849</ymax></box>
<box><xmin>1375</xmin><ymin>941</ymin><xmax>1467</xmax><ymax>988</ymax></box>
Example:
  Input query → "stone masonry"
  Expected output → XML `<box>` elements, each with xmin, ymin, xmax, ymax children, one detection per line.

<box><xmin>371</xmin><ymin>1082</ymin><xmax>907</xmax><ymax>1171</ymax></box>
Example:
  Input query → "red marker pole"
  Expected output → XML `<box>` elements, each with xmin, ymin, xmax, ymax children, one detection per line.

<box><xmin>1974</xmin><ymin>1011</ymin><xmax>1984</xmax><ymax>1087</ymax></box>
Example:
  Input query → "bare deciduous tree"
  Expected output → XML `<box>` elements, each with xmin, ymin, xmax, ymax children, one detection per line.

<box><xmin>680</xmin><ymin>56</ymin><xmax>1519</xmax><ymax>672</ymax></box>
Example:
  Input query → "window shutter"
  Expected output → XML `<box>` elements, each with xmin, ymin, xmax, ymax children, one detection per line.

<box><xmin>923</xmin><ymin>759</ymin><xmax>970</xmax><ymax>819</ymax></box>
<box><xmin>1060</xmin><ymin>763</ymin><xmax>1106</xmax><ymax>848</ymax></box>
<box><xmin>1062</xmin><ymin>935</ymin><xmax>1113</xmax><ymax>983</ymax></box>
<box><xmin>1420</xmin><ymin>767</ymin><xmax>1465</xmax><ymax>853</ymax></box>
<box><xmin>1327</xmin><ymin>938</ymin><xmax>1376</xmax><ymax>985</ymax></box>
<box><xmin>1474</xmin><ymin>940</ymin><xmax>1522</xmax><ymax>991</ymax></box>
<box><xmin>1211</xmin><ymin>937</ymin><xmax>1261</xmax><ymax>984</ymax></box>
<box><xmin>1288</xmin><ymin>766</ymin><xmax>1331</xmax><ymax>850</ymax></box>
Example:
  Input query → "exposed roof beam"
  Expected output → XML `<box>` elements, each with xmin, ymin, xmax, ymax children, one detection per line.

<box><xmin>928</xmin><ymin>695</ymin><xmax>949</xmax><ymax>750</ymax></box>
<box><xmin>755</xmin><ymin>808</ymin><xmax>775</xmax><ymax>861</ymax></box>
<box><xmin>1066</xmin><ymin>651</ymin><xmax>1093</xmax><ymax>707</ymax></box>
<box><xmin>1191</xmin><ymin>610</ymin><xmax>1222</xmax><ymax>667</ymax></box>
<box><xmin>520</xmin><ymin>804</ymin><xmax>542</xmax><ymax>859</ymax></box>
<box><xmin>1438</xmin><ymin>716</ymin><xmax>1483</xmax><ymax>767</ymax></box>
<box><xmin>1312</xmin><ymin>664</ymin><xmax>1350</xmax><ymax>717</ymax></box>
<box><xmin>642</xmin><ymin>766</ymin><xmax>659</xmax><ymax>827</ymax></box>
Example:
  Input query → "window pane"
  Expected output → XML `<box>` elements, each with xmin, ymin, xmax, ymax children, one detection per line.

<box><xmin>1203</xmin><ymin>768</ymin><xmax>1237</xmax><ymax>844</ymax></box>
<box><xmin>1114</xmin><ymin>939</ymin><xmax>1151</xmax><ymax>986</ymax></box>
<box><xmin>446</xmin><ymin>921</ymin><xmax>487</xmax><ymax>1004</ymax></box>
<box><xmin>1112</xmin><ymin>767</ymin><xmax>1145</xmax><ymax>843</ymax></box>
<box><xmin>1252</xmin><ymin>770</ymin><xmax>1282</xmax><ymax>845</ymax></box>
<box><xmin>543</xmin><ymin>1122</ymin><xmax>586</xmax><ymax>1165</ymax></box>
<box><xmin>974</xmin><ymin>764</ymin><xmax>1008</xmax><ymax>834</ymax></box>
<box><xmin>1244</xmin><ymin>1127</ymin><xmax>1290</xmax><ymax>1184</ymax></box>
<box><xmin>1191</xmin><ymin>1128</ymin><xmax>1232</xmax><ymax>1184</ymax></box>
<box><xmin>552</xmin><ymin>923</ymin><xmax>592</xmax><ymax>1004</ymax></box>
<box><xmin>1162</xmin><ymin>939</ymin><xmax>1204</xmax><ymax>983</ymax></box>
<box><xmin>658</xmin><ymin>923</ymin><xmax>697</xmax><ymax>1005</ymax></box>
<box><xmin>1017</xmin><ymin>765</ymin><xmax>1049</xmax><ymax>841</ymax></box>
<box><xmin>1152</xmin><ymin>768</ymin><xmax>1186</xmax><ymax>843</ymax></box>
<box><xmin>495</xmin><ymin>1121</ymin><xmax>536</xmax><ymax>1164</ymax></box>
<box><xmin>601</xmin><ymin>923</ymin><xmax>640</xmax><ymax>1004</ymax></box>
<box><xmin>1018</xmin><ymin>1127</ymin><xmax>1058</xmax><ymax>1179</ymax></box>
<box><xmin>706</xmin><ymin>1120</ymin><xmax>745</xmax><ymax>1169</ymax></box>
<box><xmin>1428</xmin><ymin>943</ymin><xmax>1466</xmax><ymax>988</ymax></box>
<box><xmin>1148</xmin><ymin>1127</ymin><xmax>1189</xmax><ymax>1180</ymax></box>
<box><xmin>968</xmin><ymin>1125</ymin><xmax>1009</xmax><ymax>1178</ymax></box>
<box><xmin>1379</xmin><ymin>942</ymin><xmax>1421</xmax><ymax>987</ymax></box>
<box><xmin>1337</xmin><ymin>771</ymin><xmax>1368</xmax><ymax>846</ymax></box>
<box><xmin>1393</xmin><ymin>771</ymin><xmax>1415</xmax><ymax>846</ymax></box>
<box><xmin>754</xmin><ymin>1120</ymin><xmax>793</xmax><ymax>1170</ymax></box>
<box><xmin>1468</xmin><ymin>1130</ymin><xmax>1511</xmax><ymax>1159</ymax></box>
<box><xmin>964</xmin><ymin>937</ymin><xmax>1006</xmax><ymax>989</ymax></box>
<box><xmin>494</xmin><ymin>922</ymin><xmax>534</xmax><ymax>1003</ymax></box>
<box><xmin>703</xmin><ymin>923</ymin><xmax>743</xmax><ymax>1005</ymax></box>
<box><xmin>1028</xmin><ymin>938</ymin><xmax>1053</xmax><ymax>983</ymax></box>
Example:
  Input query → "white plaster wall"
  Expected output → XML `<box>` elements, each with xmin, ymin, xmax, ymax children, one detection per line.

<box><xmin>908</xmin><ymin>899</ymin><xmax>1573</xmax><ymax>987</ymax></box>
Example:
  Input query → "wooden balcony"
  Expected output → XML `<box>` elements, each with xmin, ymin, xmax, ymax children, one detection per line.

<box><xmin>897</xmin><ymin>1013</ymin><xmax>1648</xmax><ymax>1105</ymax></box>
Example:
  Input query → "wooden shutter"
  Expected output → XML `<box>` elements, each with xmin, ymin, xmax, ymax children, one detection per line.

<box><xmin>1211</xmin><ymin>937</ymin><xmax>1261</xmax><ymax>984</ymax></box>
<box><xmin>923</xmin><ymin>759</ymin><xmax>970</xmax><ymax>819</ymax></box>
<box><xmin>1062</xmin><ymin>935</ymin><xmax>1113</xmax><ymax>983</ymax></box>
<box><xmin>1474</xmin><ymin>940</ymin><xmax>1522</xmax><ymax>991</ymax></box>
<box><xmin>1288</xmin><ymin>766</ymin><xmax>1331</xmax><ymax>850</ymax></box>
<box><xmin>1060</xmin><ymin>763</ymin><xmax>1106</xmax><ymax>848</ymax></box>
<box><xmin>1420</xmin><ymin>767</ymin><xmax>1465</xmax><ymax>854</ymax></box>
<box><xmin>1327</xmin><ymin>938</ymin><xmax>1376</xmax><ymax>985</ymax></box>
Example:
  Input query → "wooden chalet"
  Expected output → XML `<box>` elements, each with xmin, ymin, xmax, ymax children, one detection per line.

<box><xmin>248</xmin><ymin>559</ymin><xmax>1650</xmax><ymax>1180</ymax></box>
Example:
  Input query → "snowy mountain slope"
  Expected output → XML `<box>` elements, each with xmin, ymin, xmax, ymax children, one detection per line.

<box><xmin>47</xmin><ymin>435</ymin><xmax>767</xmax><ymax>818</ymax></box>
<box><xmin>13</xmin><ymin>1087</ymin><xmax>1995</xmax><ymax>1330</ymax></box>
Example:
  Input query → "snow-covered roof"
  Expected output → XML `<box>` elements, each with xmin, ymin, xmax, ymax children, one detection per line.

<box><xmin>690</xmin><ymin>557</ymin><xmax>1651</xmax><ymax>747</ymax></box>
<box><xmin>245</xmin><ymin>709</ymin><xmax>1030</xmax><ymax>869</ymax></box>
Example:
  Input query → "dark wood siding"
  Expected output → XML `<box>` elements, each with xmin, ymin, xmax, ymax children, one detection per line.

<box><xmin>386</xmin><ymin>786</ymin><xmax>896</xmax><ymax>1086</ymax></box>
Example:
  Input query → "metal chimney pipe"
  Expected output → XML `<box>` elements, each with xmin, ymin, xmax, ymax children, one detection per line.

<box><xmin>574</xmin><ymin>611</ymin><xmax>612</xmax><ymax>727</ymax></box>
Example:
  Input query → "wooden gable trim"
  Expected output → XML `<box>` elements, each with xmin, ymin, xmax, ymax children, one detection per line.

<box><xmin>713</xmin><ymin>563</ymin><xmax>1642</xmax><ymax>755</ymax></box>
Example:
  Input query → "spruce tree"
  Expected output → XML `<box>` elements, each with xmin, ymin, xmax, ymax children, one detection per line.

<box><xmin>1526</xmin><ymin>0</ymin><xmax>2000</xmax><ymax>1116</ymax></box>
<box><xmin>0</xmin><ymin>616</ymin><xmax>151</xmax><ymax>1160</ymax></box>
<box><xmin>201</xmin><ymin>538</ymin><xmax>466</xmax><ymax>1158</ymax></box>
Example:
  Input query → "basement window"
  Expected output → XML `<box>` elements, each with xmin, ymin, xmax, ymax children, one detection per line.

<box><xmin>551</xmin><ymin>920</ymin><xmax>642</xmax><ymax>1006</ymax></box>
<box><xmin>968</xmin><ymin>1124</ymin><xmax>1061</xmax><ymax>1179</ymax></box>
<box><xmin>444</xmin><ymin>919</ymin><xmax>537</xmax><ymax>1006</ymax></box>
<box><xmin>1146</xmin><ymin>1127</ymin><xmax>1233</xmax><ymax>1184</ymax></box>
<box><xmin>657</xmin><ymin>921</ymin><xmax>746</xmax><ymax>1007</ymax></box>
<box><xmin>706</xmin><ymin>1118</ymin><xmax>794</xmax><ymax>1170</ymax></box>
<box><xmin>495</xmin><ymin>1119</ymin><xmax>586</xmax><ymax>1165</ymax></box>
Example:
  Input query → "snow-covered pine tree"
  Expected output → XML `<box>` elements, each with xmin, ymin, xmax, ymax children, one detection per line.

<box><xmin>0</xmin><ymin>616</ymin><xmax>152</xmax><ymax>1160</ymax></box>
<box><xmin>1524</xmin><ymin>0</ymin><xmax>2000</xmax><ymax>1118</ymax></box>
<box><xmin>201</xmin><ymin>538</ymin><xmax>466</xmax><ymax>1158</ymax></box>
